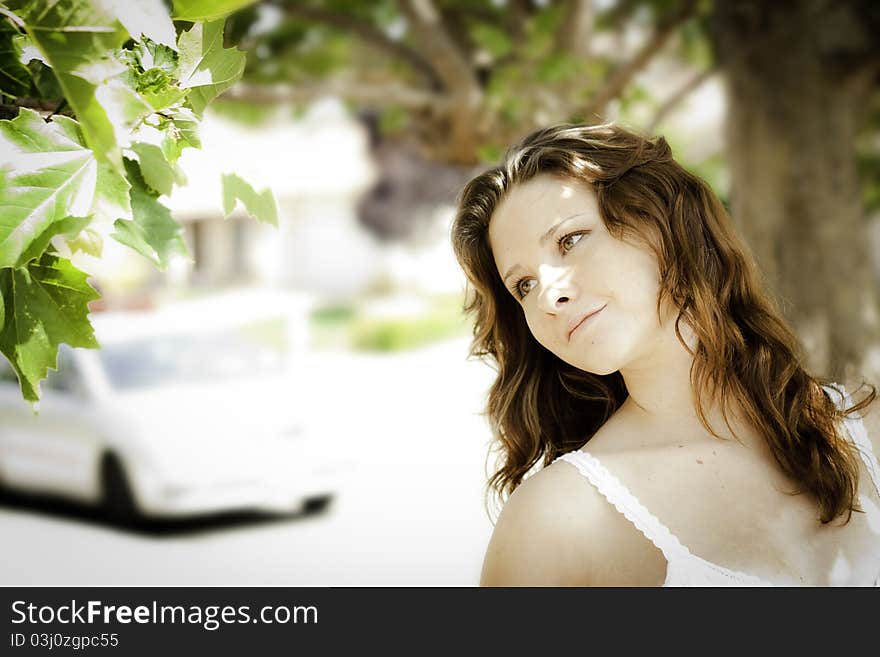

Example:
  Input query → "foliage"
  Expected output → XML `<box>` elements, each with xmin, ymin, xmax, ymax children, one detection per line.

<box><xmin>177</xmin><ymin>19</ymin><xmax>247</xmax><ymax>116</ymax></box>
<box><xmin>0</xmin><ymin>19</ymin><xmax>30</xmax><ymax>98</ymax></box>
<box><xmin>858</xmin><ymin>149</ymin><xmax>880</xmax><ymax>216</ymax></box>
<box><xmin>0</xmin><ymin>0</ymin><xmax>273</xmax><ymax>402</ymax></box>
<box><xmin>239</xmin><ymin>0</ymin><xmax>707</xmax><ymax>162</ymax></box>
<box><xmin>209</xmin><ymin>97</ymin><xmax>278</xmax><ymax>126</ymax></box>
<box><xmin>310</xmin><ymin>294</ymin><xmax>468</xmax><ymax>352</ymax></box>
<box><xmin>172</xmin><ymin>0</ymin><xmax>256</xmax><ymax>23</ymax></box>
<box><xmin>0</xmin><ymin>252</ymin><xmax>101</xmax><ymax>402</ymax></box>
<box><xmin>857</xmin><ymin>94</ymin><xmax>880</xmax><ymax>216</ymax></box>
<box><xmin>111</xmin><ymin>158</ymin><xmax>189</xmax><ymax>270</ymax></box>
<box><xmin>351</xmin><ymin>301</ymin><xmax>468</xmax><ymax>352</ymax></box>
<box><xmin>221</xmin><ymin>172</ymin><xmax>278</xmax><ymax>226</ymax></box>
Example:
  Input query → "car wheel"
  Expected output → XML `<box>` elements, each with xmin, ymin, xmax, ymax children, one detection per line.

<box><xmin>303</xmin><ymin>494</ymin><xmax>334</xmax><ymax>514</ymax></box>
<box><xmin>101</xmin><ymin>454</ymin><xmax>143</xmax><ymax>527</ymax></box>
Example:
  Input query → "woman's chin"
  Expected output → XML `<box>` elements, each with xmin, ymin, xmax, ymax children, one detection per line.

<box><xmin>563</xmin><ymin>358</ymin><xmax>619</xmax><ymax>376</ymax></box>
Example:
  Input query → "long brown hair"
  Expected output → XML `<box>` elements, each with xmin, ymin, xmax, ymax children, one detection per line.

<box><xmin>451</xmin><ymin>122</ymin><xmax>875</xmax><ymax>524</ymax></box>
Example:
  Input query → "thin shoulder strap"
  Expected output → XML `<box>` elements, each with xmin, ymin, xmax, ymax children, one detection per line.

<box><xmin>821</xmin><ymin>382</ymin><xmax>880</xmax><ymax>497</ymax></box>
<box><xmin>555</xmin><ymin>450</ymin><xmax>691</xmax><ymax>562</ymax></box>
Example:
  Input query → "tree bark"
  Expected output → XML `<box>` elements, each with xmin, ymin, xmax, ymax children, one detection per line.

<box><xmin>559</xmin><ymin>0</ymin><xmax>595</xmax><ymax>59</ymax></box>
<box><xmin>709</xmin><ymin>0</ymin><xmax>880</xmax><ymax>382</ymax></box>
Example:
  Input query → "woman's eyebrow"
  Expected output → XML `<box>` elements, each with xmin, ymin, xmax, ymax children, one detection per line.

<box><xmin>502</xmin><ymin>213</ymin><xmax>590</xmax><ymax>285</ymax></box>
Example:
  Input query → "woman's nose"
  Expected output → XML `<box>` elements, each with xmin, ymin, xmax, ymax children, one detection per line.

<box><xmin>536</xmin><ymin>267</ymin><xmax>575</xmax><ymax>314</ymax></box>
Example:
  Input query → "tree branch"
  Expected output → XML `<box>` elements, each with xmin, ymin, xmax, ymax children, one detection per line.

<box><xmin>397</xmin><ymin>0</ymin><xmax>481</xmax><ymax>98</ymax></box>
<box><xmin>645</xmin><ymin>66</ymin><xmax>717</xmax><ymax>133</ymax></box>
<box><xmin>438</xmin><ymin>7</ymin><xmax>479</xmax><ymax>72</ymax></box>
<box><xmin>581</xmin><ymin>0</ymin><xmax>698</xmax><ymax>120</ymax></box>
<box><xmin>397</xmin><ymin>0</ymin><xmax>485</xmax><ymax>163</ymax></box>
<box><xmin>223</xmin><ymin>81</ymin><xmax>445</xmax><ymax>112</ymax></box>
<box><xmin>600</xmin><ymin>0</ymin><xmax>641</xmax><ymax>30</ymax></box>
<box><xmin>0</xmin><ymin>97</ymin><xmax>69</xmax><ymax>120</ymax></box>
<box><xmin>268</xmin><ymin>0</ymin><xmax>442</xmax><ymax>90</ymax></box>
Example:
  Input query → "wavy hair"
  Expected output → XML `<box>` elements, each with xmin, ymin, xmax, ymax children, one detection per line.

<box><xmin>451</xmin><ymin>122</ymin><xmax>875</xmax><ymax>524</ymax></box>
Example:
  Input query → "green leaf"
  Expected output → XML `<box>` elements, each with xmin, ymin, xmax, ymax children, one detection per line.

<box><xmin>120</xmin><ymin>36</ymin><xmax>186</xmax><ymax>110</ymax></box>
<box><xmin>26</xmin><ymin>59</ymin><xmax>63</xmax><ymax>101</ymax></box>
<box><xmin>111</xmin><ymin>159</ymin><xmax>188</xmax><ymax>269</ymax></box>
<box><xmin>141</xmin><ymin>83</ymin><xmax>188</xmax><ymax>112</ymax></box>
<box><xmin>221</xmin><ymin>172</ymin><xmax>278</xmax><ymax>227</ymax></box>
<box><xmin>0</xmin><ymin>110</ymin><xmax>95</xmax><ymax>267</ymax></box>
<box><xmin>130</xmin><ymin>142</ymin><xmax>174</xmax><ymax>196</ymax></box>
<box><xmin>0</xmin><ymin>251</ymin><xmax>100</xmax><ymax>402</ymax></box>
<box><xmin>168</xmin><ymin>107</ymin><xmax>200</xmax><ymax>148</ymax></box>
<box><xmin>91</xmin><ymin>74</ymin><xmax>154</xmax><ymax>151</ymax></box>
<box><xmin>153</xmin><ymin>114</ymin><xmax>192</xmax><ymax>186</ymax></box>
<box><xmin>177</xmin><ymin>20</ymin><xmax>246</xmax><ymax>117</ymax></box>
<box><xmin>0</xmin><ymin>109</ymin><xmax>131</xmax><ymax>267</ymax></box>
<box><xmin>17</xmin><ymin>215</ymin><xmax>91</xmax><ymax>267</ymax></box>
<box><xmin>159</xmin><ymin>128</ymin><xmax>183</xmax><ymax>164</ymax></box>
<box><xmin>17</xmin><ymin>0</ymin><xmax>130</xmax><ymax>171</ymax></box>
<box><xmin>67</xmin><ymin>226</ymin><xmax>103</xmax><ymax>257</ymax></box>
<box><xmin>129</xmin><ymin>39</ymin><xmax>178</xmax><ymax>77</ymax></box>
<box><xmin>157</xmin><ymin>134</ymin><xmax>187</xmax><ymax>185</ymax></box>
<box><xmin>535</xmin><ymin>53</ymin><xmax>581</xmax><ymax>84</ymax></box>
<box><xmin>470</xmin><ymin>23</ymin><xmax>512</xmax><ymax>59</ymax></box>
<box><xmin>92</xmin><ymin>160</ymin><xmax>132</xmax><ymax>227</ymax></box>
<box><xmin>172</xmin><ymin>0</ymin><xmax>257</xmax><ymax>22</ymax></box>
<box><xmin>0</xmin><ymin>19</ymin><xmax>31</xmax><ymax>97</ymax></box>
<box><xmin>96</xmin><ymin>0</ymin><xmax>177</xmax><ymax>48</ymax></box>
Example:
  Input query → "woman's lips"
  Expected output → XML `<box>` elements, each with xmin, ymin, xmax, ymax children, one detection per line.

<box><xmin>567</xmin><ymin>304</ymin><xmax>607</xmax><ymax>341</ymax></box>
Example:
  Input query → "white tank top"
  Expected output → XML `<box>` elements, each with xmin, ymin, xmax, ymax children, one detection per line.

<box><xmin>553</xmin><ymin>382</ymin><xmax>880</xmax><ymax>586</ymax></box>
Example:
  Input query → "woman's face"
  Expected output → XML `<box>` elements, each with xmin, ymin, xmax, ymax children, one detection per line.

<box><xmin>488</xmin><ymin>173</ymin><xmax>674</xmax><ymax>375</ymax></box>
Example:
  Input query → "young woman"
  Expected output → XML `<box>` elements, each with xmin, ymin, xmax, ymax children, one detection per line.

<box><xmin>452</xmin><ymin>123</ymin><xmax>880</xmax><ymax>586</ymax></box>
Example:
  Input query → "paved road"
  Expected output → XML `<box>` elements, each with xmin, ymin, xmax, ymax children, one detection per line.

<box><xmin>0</xmin><ymin>337</ymin><xmax>498</xmax><ymax>586</ymax></box>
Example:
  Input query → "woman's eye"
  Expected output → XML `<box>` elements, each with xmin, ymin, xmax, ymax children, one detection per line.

<box><xmin>517</xmin><ymin>278</ymin><xmax>537</xmax><ymax>298</ymax></box>
<box><xmin>560</xmin><ymin>232</ymin><xmax>585</xmax><ymax>252</ymax></box>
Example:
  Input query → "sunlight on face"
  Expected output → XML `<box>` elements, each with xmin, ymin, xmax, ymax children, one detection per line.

<box><xmin>487</xmin><ymin>174</ymin><xmax>671</xmax><ymax>375</ymax></box>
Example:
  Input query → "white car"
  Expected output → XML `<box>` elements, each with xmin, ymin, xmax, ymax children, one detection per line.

<box><xmin>0</xmin><ymin>290</ymin><xmax>344</xmax><ymax>525</ymax></box>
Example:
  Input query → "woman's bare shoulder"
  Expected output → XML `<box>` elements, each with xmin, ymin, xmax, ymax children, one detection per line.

<box><xmin>479</xmin><ymin>456</ymin><xmax>666</xmax><ymax>586</ymax></box>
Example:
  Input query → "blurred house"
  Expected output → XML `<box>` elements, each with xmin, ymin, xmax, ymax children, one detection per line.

<box><xmin>168</xmin><ymin>98</ymin><xmax>381</xmax><ymax>297</ymax></box>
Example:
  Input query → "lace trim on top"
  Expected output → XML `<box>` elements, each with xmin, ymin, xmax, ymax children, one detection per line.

<box><xmin>555</xmin><ymin>450</ymin><xmax>688</xmax><ymax>562</ymax></box>
<box><xmin>554</xmin><ymin>450</ymin><xmax>770</xmax><ymax>586</ymax></box>
<box><xmin>553</xmin><ymin>381</ymin><xmax>880</xmax><ymax>586</ymax></box>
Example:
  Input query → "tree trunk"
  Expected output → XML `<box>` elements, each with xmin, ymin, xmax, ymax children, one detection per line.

<box><xmin>709</xmin><ymin>0</ymin><xmax>880</xmax><ymax>383</ymax></box>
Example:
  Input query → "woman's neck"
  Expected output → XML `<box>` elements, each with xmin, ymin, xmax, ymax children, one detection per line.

<box><xmin>616</xmin><ymin>314</ymin><xmax>759</xmax><ymax>449</ymax></box>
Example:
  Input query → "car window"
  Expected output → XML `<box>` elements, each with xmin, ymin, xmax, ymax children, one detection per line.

<box><xmin>98</xmin><ymin>317</ymin><xmax>289</xmax><ymax>390</ymax></box>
